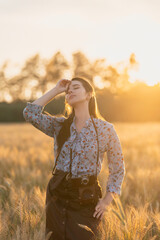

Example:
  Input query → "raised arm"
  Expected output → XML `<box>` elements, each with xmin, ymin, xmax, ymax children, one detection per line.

<box><xmin>23</xmin><ymin>79</ymin><xmax>71</xmax><ymax>138</ymax></box>
<box><xmin>23</xmin><ymin>102</ymin><xmax>65</xmax><ymax>137</ymax></box>
<box><xmin>105</xmin><ymin>124</ymin><xmax>125</xmax><ymax>196</ymax></box>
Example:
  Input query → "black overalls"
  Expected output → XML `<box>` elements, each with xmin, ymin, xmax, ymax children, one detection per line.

<box><xmin>45</xmin><ymin>169</ymin><xmax>102</xmax><ymax>240</ymax></box>
<box><xmin>45</xmin><ymin>116</ymin><xmax>103</xmax><ymax>240</ymax></box>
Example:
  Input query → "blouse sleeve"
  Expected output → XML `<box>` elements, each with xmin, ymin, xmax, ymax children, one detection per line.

<box><xmin>105</xmin><ymin>124</ymin><xmax>125</xmax><ymax>196</ymax></box>
<box><xmin>23</xmin><ymin>102</ymin><xmax>65</xmax><ymax>138</ymax></box>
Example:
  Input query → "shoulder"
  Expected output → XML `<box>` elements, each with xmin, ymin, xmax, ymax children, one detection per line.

<box><xmin>94</xmin><ymin>118</ymin><xmax>113</xmax><ymax>131</ymax></box>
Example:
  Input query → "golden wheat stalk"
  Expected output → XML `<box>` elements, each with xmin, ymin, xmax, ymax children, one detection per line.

<box><xmin>45</xmin><ymin>231</ymin><xmax>53</xmax><ymax>240</ymax></box>
<box><xmin>78</xmin><ymin>223</ymin><xmax>95</xmax><ymax>236</ymax></box>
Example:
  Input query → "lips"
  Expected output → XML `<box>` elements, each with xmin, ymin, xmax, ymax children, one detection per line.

<box><xmin>69</xmin><ymin>95</ymin><xmax>76</xmax><ymax>99</ymax></box>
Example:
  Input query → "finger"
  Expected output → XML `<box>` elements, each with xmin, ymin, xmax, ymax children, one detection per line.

<box><xmin>93</xmin><ymin>210</ymin><xmax>100</xmax><ymax>218</ymax></box>
<box><xmin>61</xmin><ymin>79</ymin><xmax>70</xmax><ymax>84</ymax></box>
<box><xmin>65</xmin><ymin>81</ymin><xmax>71</xmax><ymax>89</ymax></box>
<box><xmin>100</xmin><ymin>212</ymin><xmax>104</xmax><ymax>220</ymax></box>
<box><xmin>95</xmin><ymin>209</ymin><xmax>104</xmax><ymax>219</ymax></box>
<box><xmin>95</xmin><ymin>205</ymin><xmax>101</xmax><ymax>211</ymax></box>
<box><xmin>97</xmin><ymin>211</ymin><xmax>104</xmax><ymax>219</ymax></box>
<box><xmin>64</xmin><ymin>80</ymin><xmax>71</xmax><ymax>84</ymax></box>
<box><xmin>93</xmin><ymin>209</ymin><xmax>100</xmax><ymax>218</ymax></box>
<box><xmin>93</xmin><ymin>209</ymin><xmax>102</xmax><ymax>218</ymax></box>
<box><xmin>93</xmin><ymin>211</ymin><xmax>97</xmax><ymax>218</ymax></box>
<box><xmin>62</xmin><ymin>79</ymin><xmax>70</xmax><ymax>81</ymax></box>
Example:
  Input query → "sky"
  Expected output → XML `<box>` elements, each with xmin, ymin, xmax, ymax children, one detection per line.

<box><xmin>0</xmin><ymin>0</ymin><xmax>160</xmax><ymax>86</ymax></box>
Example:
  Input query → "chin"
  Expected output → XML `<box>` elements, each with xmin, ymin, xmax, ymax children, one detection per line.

<box><xmin>68</xmin><ymin>99</ymin><xmax>79</xmax><ymax>107</ymax></box>
<box><xmin>68</xmin><ymin>102</ymin><xmax>76</xmax><ymax>107</ymax></box>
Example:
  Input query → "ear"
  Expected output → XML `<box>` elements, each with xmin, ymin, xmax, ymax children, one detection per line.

<box><xmin>86</xmin><ymin>92</ymin><xmax>92</xmax><ymax>101</ymax></box>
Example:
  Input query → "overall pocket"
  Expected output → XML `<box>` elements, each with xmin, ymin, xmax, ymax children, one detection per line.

<box><xmin>48</xmin><ymin>169</ymin><xmax>68</xmax><ymax>196</ymax></box>
<box><xmin>78</xmin><ymin>180</ymin><xmax>102</xmax><ymax>206</ymax></box>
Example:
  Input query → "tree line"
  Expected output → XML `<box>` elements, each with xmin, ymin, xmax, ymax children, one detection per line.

<box><xmin>0</xmin><ymin>51</ymin><xmax>160</xmax><ymax>122</ymax></box>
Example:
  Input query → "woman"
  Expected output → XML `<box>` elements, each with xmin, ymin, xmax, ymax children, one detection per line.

<box><xmin>23</xmin><ymin>77</ymin><xmax>125</xmax><ymax>240</ymax></box>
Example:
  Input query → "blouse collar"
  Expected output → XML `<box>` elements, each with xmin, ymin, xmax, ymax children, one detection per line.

<box><xmin>70</xmin><ymin>116</ymin><xmax>93</xmax><ymax>134</ymax></box>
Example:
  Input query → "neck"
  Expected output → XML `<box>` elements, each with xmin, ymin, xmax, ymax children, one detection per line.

<box><xmin>73</xmin><ymin>103</ymin><xmax>91</xmax><ymax>124</ymax></box>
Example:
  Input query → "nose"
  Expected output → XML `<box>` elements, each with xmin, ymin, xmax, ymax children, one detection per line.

<box><xmin>68</xmin><ymin>89</ymin><xmax>73</xmax><ymax>95</ymax></box>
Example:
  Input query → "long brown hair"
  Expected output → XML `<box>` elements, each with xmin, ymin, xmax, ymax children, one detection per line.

<box><xmin>55</xmin><ymin>77</ymin><xmax>105</xmax><ymax>157</ymax></box>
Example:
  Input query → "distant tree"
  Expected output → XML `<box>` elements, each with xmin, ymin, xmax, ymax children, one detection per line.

<box><xmin>0</xmin><ymin>51</ymin><xmax>142</xmax><ymax>103</ymax></box>
<box><xmin>1</xmin><ymin>54</ymin><xmax>44</xmax><ymax>101</ymax></box>
<box><xmin>0</xmin><ymin>52</ymin><xmax>70</xmax><ymax>101</ymax></box>
<box><xmin>72</xmin><ymin>51</ymin><xmax>93</xmax><ymax>82</ymax></box>
<box><xmin>43</xmin><ymin>51</ymin><xmax>70</xmax><ymax>90</ymax></box>
<box><xmin>0</xmin><ymin>61</ymin><xmax>8</xmax><ymax>102</ymax></box>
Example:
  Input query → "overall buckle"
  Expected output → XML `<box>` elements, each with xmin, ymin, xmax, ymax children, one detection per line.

<box><xmin>81</xmin><ymin>176</ymin><xmax>89</xmax><ymax>185</ymax></box>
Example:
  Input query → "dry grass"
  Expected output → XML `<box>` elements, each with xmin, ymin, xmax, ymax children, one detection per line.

<box><xmin>0</xmin><ymin>122</ymin><xmax>160</xmax><ymax>240</ymax></box>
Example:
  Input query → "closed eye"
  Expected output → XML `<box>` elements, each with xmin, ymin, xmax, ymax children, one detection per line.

<box><xmin>66</xmin><ymin>87</ymin><xmax>79</xmax><ymax>94</ymax></box>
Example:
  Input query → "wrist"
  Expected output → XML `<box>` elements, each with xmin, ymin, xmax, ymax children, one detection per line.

<box><xmin>52</xmin><ymin>87</ymin><xmax>61</xmax><ymax>95</ymax></box>
<box><xmin>50</xmin><ymin>87</ymin><xmax>63</xmax><ymax>98</ymax></box>
<box><xmin>103</xmin><ymin>191</ymin><xmax>114</xmax><ymax>205</ymax></box>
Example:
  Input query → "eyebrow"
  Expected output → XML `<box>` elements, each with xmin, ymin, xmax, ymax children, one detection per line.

<box><xmin>67</xmin><ymin>83</ymin><xmax>80</xmax><ymax>91</ymax></box>
<box><xmin>71</xmin><ymin>84</ymin><xmax>80</xmax><ymax>87</ymax></box>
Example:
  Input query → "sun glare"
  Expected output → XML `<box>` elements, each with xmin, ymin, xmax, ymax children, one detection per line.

<box><xmin>92</xmin><ymin>14</ymin><xmax>160</xmax><ymax>87</ymax></box>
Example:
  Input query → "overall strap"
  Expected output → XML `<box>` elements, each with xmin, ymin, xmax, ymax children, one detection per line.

<box><xmin>52</xmin><ymin>151</ymin><xmax>59</xmax><ymax>175</ymax></box>
<box><xmin>90</xmin><ymin>116</ymin><xmax>99</xmax><ymax>177</ymax></box>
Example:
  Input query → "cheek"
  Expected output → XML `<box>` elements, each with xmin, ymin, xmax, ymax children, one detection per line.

<box><xmin>74</xmin><ymin>95</ymin><xmax>85</xmax><ymax>102</ymax></box>
<box><xmin>79</xmin><ymin>95</ymin><xmax>87</xmax><ymax>101</ymax></box>
<box><xmin>77</xmin><ymin>90</ymin><xmax>86</xmax><ymax>99</ymax></box>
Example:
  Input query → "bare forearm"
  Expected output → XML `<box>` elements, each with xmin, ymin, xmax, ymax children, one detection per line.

<box><xmin>32</xmin><ymin>87</ymin><xmax>60</xmax><ymax>107</ymax></box>
<box><xmin>103</xmin><ymin>191</ymin><xmax>116</xmax><ymax>205</ymax></box>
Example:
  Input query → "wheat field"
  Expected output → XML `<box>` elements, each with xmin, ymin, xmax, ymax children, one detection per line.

<box><xmin>0</xmin><ymin>122</ymin><xmax>160</xmax><ymax>240</ymax></box>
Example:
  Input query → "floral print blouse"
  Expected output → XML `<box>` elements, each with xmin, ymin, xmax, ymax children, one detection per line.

<box><xmin>23</xmin><ymin>102</ymin><xmax>125</xmax><ymax>196</ymax></box>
